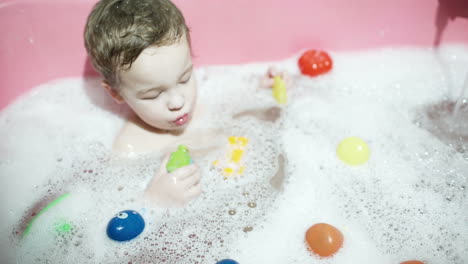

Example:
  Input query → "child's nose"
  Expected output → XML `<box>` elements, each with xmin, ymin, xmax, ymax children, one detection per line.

<box><xmin>167</xmin><ymin>93</ymin><xmax>184</xmax><ymax>111</ymax></box>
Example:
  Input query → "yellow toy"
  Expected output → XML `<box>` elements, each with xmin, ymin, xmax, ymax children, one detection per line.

<box><xmin>272</xmin><ymin>76</ymin><xmax>287</xmax><ymax>104</ymax></box>
<box><xmin>213</xmin><ymin>136</ymin><xmax>249</xmax><ymax>179</ymax></box>
<box><xmin>336</xmin><ymin>137</ymin><xmax>370</xmax><ymax>165</ymax></box>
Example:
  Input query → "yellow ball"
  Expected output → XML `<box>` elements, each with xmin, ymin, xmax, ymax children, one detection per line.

<box><xmin>336</xmin><ymin>137</ymin><xmax>370</xmax><ymax>165</ymax></box>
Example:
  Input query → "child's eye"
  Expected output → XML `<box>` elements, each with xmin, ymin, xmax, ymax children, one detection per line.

<box><xmin>179</xmin><ymin>74</ymin><xmax>192</xmax><ymax>84</ymax></box>
<box><xmin>117</xmin><ymin>212</ymin><xmax>128</xmax><ymax>219</ymax></box>
<box><xmin>142</xmin><ymin>92</ymin><xmax>161</xmax><ymax>100</ymax></box>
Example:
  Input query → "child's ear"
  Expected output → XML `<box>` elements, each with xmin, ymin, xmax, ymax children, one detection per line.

<box><xmin>101</xmin><ymin>80</ymin><xmax>125</xmax><ymax>104</ymax></box>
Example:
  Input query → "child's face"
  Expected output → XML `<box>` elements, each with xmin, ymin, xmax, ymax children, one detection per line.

<box><xmin>115</xmin><ymin>36</ymin><xmax>196</xmax><ymax>131</ymax></box>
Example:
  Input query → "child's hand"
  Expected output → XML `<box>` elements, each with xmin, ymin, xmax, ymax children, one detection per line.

<box><xmin>144</xmin><ymin>154</ymin><xmax>202</xmax><ymax>207</ymax></box>
<box><xmin>260</xmin><ymin>66</ymin><xmax>291</xmax><ymax>89</ymax></box>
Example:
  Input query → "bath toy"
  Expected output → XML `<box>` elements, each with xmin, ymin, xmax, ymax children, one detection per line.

<box><xmin>54</xmin><ymin>218</ymin><xmax>73</xmax><ymax>234</ymax></box>
<box><xmin>298</xmin><ymin>50</ymin><xmax>333</xmax><ymax>77</ymax></box>
<box><xmin>212</xmin><ymin>137</ymin><xmax>248</xmax><ymax>179</ymax></box>
<box><xmin>272</xmin><ymin>75</ymin><xmax>287</xmax><ymax>104</ymax></box>
<box><xmin>216</xmin><ymin>259</ymin><xmax>239</xmax><ymax>264</ymax></box>
<box><xmin>106</xmin><ymin>210</ymin><xmax>145</xmax><ymax>242</ymax></box>
<box><xmin>336</xmin><ymin>137</ymin><xmax>370</xmax><ymax>165</ymax></box>
<box><xmin>166</xmin><ymin>145</ymin><xmax>193</xmax><ymax>173</ymax></box>
<box><xmin>305</xmin><ymin>223</ymin><xmax>343</xmax><ymax>257</ymax></box>
<box><xmin>400</xmin><ymin>261</ymin><xmax>425</xmax><ymax>264</ymax></box>
<box><xmin>23</xmin><ymin>193</ymin><xmax>71</xmax><ymax>237</ymax></box>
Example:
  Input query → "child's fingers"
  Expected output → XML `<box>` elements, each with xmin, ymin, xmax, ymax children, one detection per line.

<box><xmin>275</xmin><ymin>70</ymin><xmax>289</xmax><ymax>81</ymax></box>
<box><xmin>267</xmin><ymin>66</ymin><xmax>280</xmax><ymax>78</ymax></box>
<box><xmin>260</xmin><ymin>77</ymin><xmax>275</xmax><ymax>89</ymax></box>
<box><xmin>172</xmin><ymin>164</ymin><xmax>199</xmax><ymax>180</ymax></box>
<box><xmin>157</xmin><ymin>153</ymin><xmax>171</xmax><ymax>174</ymax></box>
<box><xmin>186</xmin><ymin>183</ymin><xmax>202</xmax><ymax>199</ymax></box>
<box><xmin>182</xmin><ymin>170</ymin><xmax>201</xmax><ymax>187</ymax></box>
<box><xmin>262</xmin><ymin>66</ymin><xmax>291</xmax><ymax>89</ymax></box>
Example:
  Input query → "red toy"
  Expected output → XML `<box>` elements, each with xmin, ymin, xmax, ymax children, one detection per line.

<box><xmin>298</xmin><ymin>50</ymin><xmax>333</xmax><ymax>77</ymax></box>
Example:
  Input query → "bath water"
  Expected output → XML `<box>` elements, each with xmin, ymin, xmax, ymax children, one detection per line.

<box><xmin>453</xmin><ymin>73</ymin><xmax>468</xmax><ymax>117</ymax></box>
<box><xmin>0</xmin><ymin>45</ymin><xmax>467</xmax><ymax>264</ymax></box>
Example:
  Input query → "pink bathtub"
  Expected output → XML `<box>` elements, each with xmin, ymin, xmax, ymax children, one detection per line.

<box><xmin>0</xmin><ymin>0</ymin><xmax>467</xmax><ymax>109</ymax></box>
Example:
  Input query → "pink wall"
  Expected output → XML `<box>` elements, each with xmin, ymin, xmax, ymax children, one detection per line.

<box><xmin>1</xmin><ymin>0</ymin><xmax>467</xmax><ymax>110</ymax></box>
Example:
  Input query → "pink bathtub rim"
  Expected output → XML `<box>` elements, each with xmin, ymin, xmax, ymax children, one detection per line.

<box><xmin>1</xmin><ymin>0</ymin><xmax>467</xmax><ymax>110</ymax></box>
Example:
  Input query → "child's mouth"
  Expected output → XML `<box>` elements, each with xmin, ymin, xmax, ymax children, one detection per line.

<box><xmin>173</xmin><ymin>113</ymin><xmax>189</xmax><ymax>126</ymax></box>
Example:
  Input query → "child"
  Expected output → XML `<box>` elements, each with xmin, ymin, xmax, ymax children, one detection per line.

<box><xmin>84</xmin><ymin>0</ymin><xmax>286</xmax><ymax>207</ymax></box>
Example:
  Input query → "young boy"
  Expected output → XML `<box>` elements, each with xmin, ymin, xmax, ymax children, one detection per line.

<box><xmin>84</xmin><ymin>0</ymin><xmax>285</xmax><ymax>207</ymax></box>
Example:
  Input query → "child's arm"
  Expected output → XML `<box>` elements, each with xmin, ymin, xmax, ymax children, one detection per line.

<box><xmin>232</xmin><ymin>66</ymin><xmax>290</xmax><ymax>123</ymax></box>
<box><xmin>233</xmin><ymin>106</ymin><xmax>282</xmax><ymax>123</ymax></box>
<box><xmin>144</xmin><ymin>153</ymin><xmax>202</xmax><ymax>207</ymax></box>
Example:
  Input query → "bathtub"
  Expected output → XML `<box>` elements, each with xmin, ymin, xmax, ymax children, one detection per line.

<box><xmin>1</xmin><ymin>0</ymin><xmax>468</xmax><ymax>110</ymax></box>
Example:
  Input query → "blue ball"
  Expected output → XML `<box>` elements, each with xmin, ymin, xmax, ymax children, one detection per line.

<box><xmin>217</xmin><ymin>259</ymin><xmax>239</xmax><ymax>264</ymax></box>
<box><xmin>106</xmin><ymin>210</ymin><xmax>145</xmax><ymax>242</ymax></box>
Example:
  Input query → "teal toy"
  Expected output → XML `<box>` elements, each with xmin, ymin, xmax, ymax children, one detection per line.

<box><xmin>166</xmin><ymin>145</ymin><xmax>193</xmax><ymax>173</ymax></box>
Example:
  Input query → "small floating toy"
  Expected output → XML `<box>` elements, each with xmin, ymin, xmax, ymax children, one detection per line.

<box><xmin>400</xmin><ymin>261</ymin><xmax>425</xmax><ymax>264</ymax></box>
<box><xmin>213</xmin><ymin>137</ymin><xmax>249</xmax><ymax>179</ymax></box>
<box><xmin>305</xmin><ymin>223</ymin><xmax>343</xmax><ymax>257</ymax></box>
<box><xmin>298</xmin><ymin>50</ymin><xmax>333</xmax><ymax>77</ymax></box>
<box><xmin>336</xmin><ymin>137</ymin><xmax>370</xmax><ymax>165</ymax></box>
<box><xmin>166</xmin><ymin>145</ymin><xmax>193</xmax><ymax>173</ymax></box>
<box><xmin>272</xmin><ymin>75</ymin><xmax>287</xmax><ymax>104</ymax></box>
<box><xmin>54</xmin><ymin>218</ymin><xmax>74</xmax><ymax>234</ymax></box>
<box><xmin>22</xmin><ymin>193</ymin><xmax>71</xmax><ymax>238</ymax></box>
<box><xmin>107</xmin><ymin>210</ymin><xmax>145</xmax><ymax>242</ymax></box>
<box><xmin>217</xmin><ymin>259</ymin><xmax>240</xmax><ymax>264</ymax></box>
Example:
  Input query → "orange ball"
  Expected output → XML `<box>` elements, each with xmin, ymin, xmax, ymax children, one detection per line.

<box><xmin>400</xmin><ymin>261</ymin><xmax>425</xmax><ymax>264</ymax></box>
<box><xmin>305</xmin><ymin>223</ymin><xmax>343</xmax><ymax>257</ymax></box>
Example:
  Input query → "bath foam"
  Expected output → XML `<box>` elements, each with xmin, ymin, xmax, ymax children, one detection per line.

<box><xmin>1</xmin><ymin>70</ymin><xmax>284</xmax><ymax>263</ymax></box>
<box><xmin>0</xmin><ymin>45</ymin><xmax>467</xmax><ymax>264</ymax></box>
<box><xmin>230</xmin><ymin>45</ymin><xmax>468</xmax><ymax>264</ymax></box>
<box><xmin>13</xmin><ymin>117</ymin><xmax>284</xmax><ymax>263</ymax></box>
<box><xmin>100</xmin><ymin>119</ymin><xmax>283</xmax><ymax>263</ymax></box>
<box><xmin>0</xmin><ymin>78</ymin><xmax>129</xmax><ymax>262</ymax></box>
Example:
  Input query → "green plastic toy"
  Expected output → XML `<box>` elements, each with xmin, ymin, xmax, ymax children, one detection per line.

<box><xmin>54</xmin><ymin>218</ymin><xmax>73</xmax><ymax>233</ymax></box>
<box><xmin>166</xmin><ymin>145</ymin><xmax>193</xmax><ymax>173</ymax></box>
<box><xmin>23</xmin><ymin>193</ymin><xmax>71</xmax><ymax>238</ymax></box>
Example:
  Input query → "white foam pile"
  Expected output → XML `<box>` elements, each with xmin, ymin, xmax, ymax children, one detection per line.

<box><xmin>0</xmin><ymin>45</ymin><xmax>467</xmax><ymax>264</ymax></box>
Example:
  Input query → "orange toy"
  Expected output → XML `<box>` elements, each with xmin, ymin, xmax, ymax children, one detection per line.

<box><xmin>305</xmin><ymin>223</ymin><xmax>343</xmax><ymax>257</ymax></box>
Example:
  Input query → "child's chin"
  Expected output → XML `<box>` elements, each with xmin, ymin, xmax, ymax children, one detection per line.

<box><xmin>173</xmin><ymin>124</ymin><xmax>189</xmax><ymax>131</ymax></box>
<box><xmin>167</xmin><ymin>123</ymin><xmax>188</xmax><ymax>132</ymax></box>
